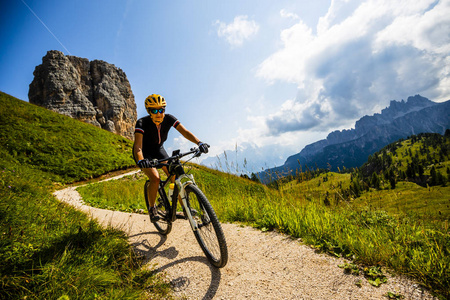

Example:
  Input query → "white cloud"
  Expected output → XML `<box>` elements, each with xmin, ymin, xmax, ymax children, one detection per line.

<box><xmin>256</xmin><ymin>20</ymin><xmax>314</xmax><ymax>85</ymax></box>
<box><xmin>215</xmin><ymin>15</ymin><xmax>260</xmax><ymax>47</ymax></box>
<box><xmin>373</xmin><ymin>0</ymin><xmax>450</xmax><ymax>55</ymax></box>
<box><xmin>207</xmin><ymin>0</ymin><xmax>450</xmax><ymax>172</ymax></box>
<box><xmin>256</xmin><ymin>0</ymin><xmax>450</xmax><ymax>135</ymax></box>
<box><xmin>280</xmin><ymin>9</ymin><xmax>299</xmax><ymax>20</ymax></box>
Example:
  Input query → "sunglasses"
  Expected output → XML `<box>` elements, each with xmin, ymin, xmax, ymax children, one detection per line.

<box><xmin>150</xmin><ymin>108</ymin><xmax>165</xmax><ymax>114</ymax></box>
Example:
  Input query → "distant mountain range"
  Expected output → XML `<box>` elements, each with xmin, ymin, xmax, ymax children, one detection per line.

<box><xmin>261</xmin><ymin>95</ymin><xmax>450</xmax><ymax>180</ymax></box>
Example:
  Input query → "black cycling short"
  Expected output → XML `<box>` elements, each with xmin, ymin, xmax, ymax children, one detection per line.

<box><xmin>133</xmin><ymin>146</ymin><xmax>169</xmax><ymax>165</ymax></box>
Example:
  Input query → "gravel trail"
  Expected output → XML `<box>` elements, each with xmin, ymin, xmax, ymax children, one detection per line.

<box><xmin>53</xmin><ymin>171</ymin><xmax>436</xmax><ymax>300</ymax></box>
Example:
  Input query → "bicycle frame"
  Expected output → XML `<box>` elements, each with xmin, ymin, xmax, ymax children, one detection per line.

<box><xmin>157</xmin><ymin>149</ymin><xmax>201</xmax><ymax>231</ymax></box>
<box><xmin>175</xmin><ymin>174</ymin><xmax>199</xmax><ymax>231</ymax></box>
<box><xmin>149</xmin><ymin>146</ymin><xmax>228</xmax><ymax>268</ymax></box>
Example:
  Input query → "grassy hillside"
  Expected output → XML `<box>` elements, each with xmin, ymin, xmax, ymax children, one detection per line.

<box><xmin>78</xmin><ymin>136</ymin><xmax>450</xmax><ymax>299</ymax></box>
<box><xmin>360</xmin><ymin>132</ymin><xmax>450</xmax><ymax>187</ymax></box>
<box><xmin>0</xmin><ymin>91</ymin><xmax>135</xmax><ymax>183</ymax></box>
<box><xmin>0</xmin><ymin>92</ymin><xmax>171</xmax><ymax>299</ymax></box>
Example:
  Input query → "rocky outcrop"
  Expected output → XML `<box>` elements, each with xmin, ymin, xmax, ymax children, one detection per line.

<box><xmin>29</xmin><ymin>50</ymin><xmax>137</xmax><ymax>140</ymax></box>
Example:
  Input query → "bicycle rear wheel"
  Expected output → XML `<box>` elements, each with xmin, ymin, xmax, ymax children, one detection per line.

<box><xmin>144</xmin><ymin>181</ymin><xmax>172</xmax><ymax>235</ymax></box>
<box><xmin>184</xmin><ymin>184</ymin><xmax>228</xmax><ymax>268</ymax></box>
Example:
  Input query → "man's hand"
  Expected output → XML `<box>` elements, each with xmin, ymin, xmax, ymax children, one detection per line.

<box><xmin>198</xmin><ymin>142</ymin><xmax>209</xmax><ymax>154</ymax></box>
<box><xmin>137</xmin><ymin>158</ymin><xmax>152</xmax><ymax>169</ymax></box>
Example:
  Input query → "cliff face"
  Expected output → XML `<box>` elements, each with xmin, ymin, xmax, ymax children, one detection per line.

<box><xmin>29</xmin><ymin>50</ymin><xmax>137</xmax><ymax>140</ymax></box>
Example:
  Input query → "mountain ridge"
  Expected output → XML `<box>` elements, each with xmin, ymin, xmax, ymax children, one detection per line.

<box><xmin>262</xmin><ymin>95</ymin><xmax>449</xmax><ymax>179</ymax></box>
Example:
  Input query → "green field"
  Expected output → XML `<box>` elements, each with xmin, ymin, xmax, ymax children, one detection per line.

<box><xmin>2</xmin><ymin>91</ymin><xmax>449</xmax><ymax>299</ymax></box>
<box><xmin>79</xmin><ymin>147</ymin><xmax>450</xmax><ymax>298</ymax></box>
<box><xmin>0</xmin><ymin>92</ymin><xmax>172</xmax><ymax>300</ymax></box>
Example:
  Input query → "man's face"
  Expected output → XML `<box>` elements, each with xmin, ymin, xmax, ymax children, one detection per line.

<box><xmin>150</xmin><ymin>106</ymin><xmax>165</xmax><ymax>125</ymax></box>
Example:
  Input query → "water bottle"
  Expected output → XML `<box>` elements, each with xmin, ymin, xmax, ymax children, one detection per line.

<box><xmin>168</xmin><ymin>183</ymin><xmax>175</xmax><ymax>200</ymax></box>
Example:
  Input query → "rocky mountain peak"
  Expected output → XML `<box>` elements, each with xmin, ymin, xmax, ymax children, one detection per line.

<box><xmin>354</xmin><ymin>95</ymin><xmax>436</xmax><ymax>134</ymax></box>
<box><xmin>380</xmin><ymin>94</ymin><xmax>434</xmax><ymax>118</ymax></box>
<box><xmin>276</xmin><ymin>95</ymin><xmax>449</xmax><ymax>177</ymax></box>
<box><xmin>29</xmin><ymin>50</ymin><xmax>137</xmax><ymax>140</ymax></box>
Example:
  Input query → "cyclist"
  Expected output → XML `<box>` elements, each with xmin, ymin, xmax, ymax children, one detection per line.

<box><xmin>133</xmin><ymin>94</ymin><xmax>209</xmax><ymax>222</ymax></box>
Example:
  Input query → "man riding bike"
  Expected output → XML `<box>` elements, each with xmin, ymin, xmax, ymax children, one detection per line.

<box><xmin>133</xmin><ymin>94</ymin><xmax>208</xmax><ymax>222</ymax></box>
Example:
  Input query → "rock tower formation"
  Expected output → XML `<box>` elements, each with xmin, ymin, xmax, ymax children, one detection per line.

<box><xmin>29</xmin><ymin>50</ymin><xmax>137</xmax><ymax>140</ymax></box>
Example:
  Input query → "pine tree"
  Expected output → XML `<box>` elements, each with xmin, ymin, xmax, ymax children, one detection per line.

<box><xmin>430</xmin><ymin>166</ymin><xmax>437</xmax><ymax>186</ymax></box>
<box><xmin>371</xmin><ymin>172</ymin><xmax>380</xmax><ymax>190</ymax></box>
<box><xmin>250</xmin><ymin>173</ymin><xmax>260</xmax><ymax>183</ymax></box>
<box><xmin>418</xmin><ymin>164</ymin><xmax>424</xmax><ymax>177</ymax></box>
<box><xmin>351</xmin><ymin>179</ymin><xmax>361</xmax><ymax>197</ymax></box>
<box><xmin>406</xmin><ymin>163</ymin><xmax>415</xmax><ymax>178</ymax></box>
<box><xmin>389</xmin><ymin>169</ymin><xmax>396</xmax><ymax>189</ymax></box>
<box><xmin>436</xmin><ymin>170</ymin><xmax>444</xmax><ymax>186</ymax></box>
<box><xmin>447</xmin><ymin>167</ymin><xmax>450</xmax><ymax>183</ymax></box>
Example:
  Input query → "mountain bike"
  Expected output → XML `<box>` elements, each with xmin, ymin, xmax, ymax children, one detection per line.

<box><xmin>143</xmin><ymin>146</ymin><xmax>228</xmax><ymax>268</ymax></box>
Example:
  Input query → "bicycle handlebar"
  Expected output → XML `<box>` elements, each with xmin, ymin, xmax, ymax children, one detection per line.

<box><xmin>148</xmin><ymin>144</ymin><xmax>210</xmax><ymax>168</ymax></box>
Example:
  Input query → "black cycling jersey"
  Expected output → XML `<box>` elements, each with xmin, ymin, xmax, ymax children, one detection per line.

<box><xmin>134</xmin><ymin>114</ymin><xmax>180</xmax><ymax>160</ymax></box>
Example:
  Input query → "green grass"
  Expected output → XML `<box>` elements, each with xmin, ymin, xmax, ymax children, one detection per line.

<box><xmin>0</xmin><ymin>92</ymin><xmax>135</xmax><ymax>183</ymax></box>
<box><xmin>78</xmin><ymin>160</ymin><xmax>450</xmax><ymax>299</ymax></box>
<box><xmin>355</xmin><ymin>182</ymin><xmax>450</xmax><ymax>223</ymax></box>
<box><xmin>0</xmin><ymin>92</ymin><xmax>172</xmax><ymax>299</ymax></box>
<box><xmin>78</xmin><ymin>171</ymin><xmax>148</xmax><ymax>213</ymax></box>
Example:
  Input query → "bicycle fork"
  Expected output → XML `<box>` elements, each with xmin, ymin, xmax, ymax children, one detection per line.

<box><xmin>175</xmin><ymin>174</ymin><xmax>198</xmax><ymax>231</ymax></box>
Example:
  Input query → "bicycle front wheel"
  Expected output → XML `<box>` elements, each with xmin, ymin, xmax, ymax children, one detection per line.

<box><xmin>144</xmin><ymin>181</ymin><xmax>172</xmax><ymax>235</ymax></box>
<box><xmin>185</xmin><ymin>184</ymin><xmax>228</xmax><ymax>268</ymax></box>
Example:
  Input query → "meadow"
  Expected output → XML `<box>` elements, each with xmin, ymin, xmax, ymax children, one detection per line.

<box><xmin>0</xmin><ymin>92</ymin><xmax>173</xmax><ymax>299</ymax></box>
<box><xmin>78</xmin><ymin>158</ymin><xmax>450</xmax><ymax>299</ymax></box>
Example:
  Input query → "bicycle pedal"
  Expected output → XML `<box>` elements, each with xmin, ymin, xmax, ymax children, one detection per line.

<box><xmin>176</xmin><ymin>212</ymin><xmax>187</xmax><ymax>220</ymax></box>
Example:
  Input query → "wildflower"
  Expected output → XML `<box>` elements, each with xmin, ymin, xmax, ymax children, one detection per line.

<box><xmin>8</xmin><ymin>186</ymin><xmax>12</xmax><ymax>188</ymax></box>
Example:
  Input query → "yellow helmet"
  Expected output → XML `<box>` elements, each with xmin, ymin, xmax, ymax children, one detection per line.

<box><xmin>145</xmin><ymin>94</ymin><xmax>166</xmax><ymax>112</ymax></box>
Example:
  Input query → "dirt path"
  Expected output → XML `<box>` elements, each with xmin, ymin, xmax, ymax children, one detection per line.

<box><xmin>53</xmin><ymin>171</ymin><xmax>436</xmax><ymax>300</ymax></box>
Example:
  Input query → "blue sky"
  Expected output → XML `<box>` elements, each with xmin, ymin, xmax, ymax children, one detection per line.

<box><xmin>1</xmin><ymin>0</ymin><xmax>449</xmax><ymax>174</ymax></box>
